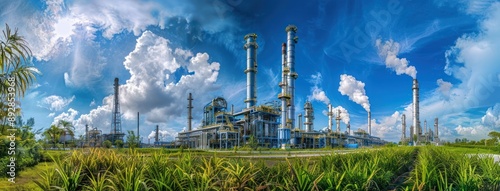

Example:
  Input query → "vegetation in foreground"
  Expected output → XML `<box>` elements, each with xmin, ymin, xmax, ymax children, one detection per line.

<box><xmin>35</xmin><ymin>147</ymin><xmax>415</xmax><ymax>191</ymax></box>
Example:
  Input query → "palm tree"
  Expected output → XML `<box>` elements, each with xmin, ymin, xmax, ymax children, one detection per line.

<box><xmin>44</xmin><ymin>125</ymin><xmax>63</xmax><ymax>149</ymax></box>
<box><xmin>58</xmin><ymin>120</ymin><xmax>75</xmax><ymax>149</ymax></box>
<box><xmin>0</xmin><ymin>24</ymin><xmax>39</xmax><ymax>97</ymax></box>
<box><xmin>0</xmin><ymin>24</ymin><xmax>40</xmax><ymax>123</ymax></box>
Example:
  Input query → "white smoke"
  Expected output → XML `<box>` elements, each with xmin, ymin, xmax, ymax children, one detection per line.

<box><xmin>148</xmin><ymin>130</ymin><xmax>177</xmax><ymax>140</ymax></box>
<box><xmin>375</xmin><ymin>39</ymin><xmax>417</xmax><ymax>79</ymax></box>
<box><xmin>338</xmin><ymin>74</ymin><xmax>371</xmax><ymax>112</ymax></box>
<box><xmin>308</xmin><ymin>72</ymin><xmax>330</xmax><ymax>105</ymax></box>
<box><xmin>332</xmin><ymin>105</ymin><xmax>350</xmax><ymax>124</ymax></box>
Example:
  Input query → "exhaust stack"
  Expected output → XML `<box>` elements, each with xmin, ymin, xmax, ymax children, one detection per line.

<box><xmin>286</xmin><ymin>25</ymin><xmax>298</xmax><ymax>129</ymax></box>
<box><xmin>412</xmin><ymin>79</ymin><xmax>420</xmax><ymax>145</ymax></box>
<box><xmin>244</xmin><ymin>33</ymin><xmax>258</xmax><ymax>108</ymax></box>
<box><xmin>368</xmin><ymin>111</ymin><xmax>371</xmax><ymax>136</ymax></box>
<box><xmin>187</xmin><ymin>93</ymin><xmax>193</xmax><ymax>131</ymax></box>
<box><xmin>328</xmin><ymin>104</ymin><xmax>333</xmax><ymax>132</ymax></box>
<box><xmin>336</xmin><ymin>109</ymin><xmax>341</xmax><ymax>133</ymax></box>
<box><xmin>346</xmin><ymin>122</ymin><xmax>351</xmax><ymax>135</ymax></box>
<box><xmin>402</xmin><ymin>114</ymin><xmax>406</xmax><ymax>140</ymax></box>
<box><xmin>434</xmin><ymin>118</ymin><xmax>439</xmax><ymax>143</ymax></box>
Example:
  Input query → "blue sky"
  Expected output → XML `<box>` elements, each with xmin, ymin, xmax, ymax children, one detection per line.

<box><xmin>2</xmin><ymin>0</ymin><xmax>500</xmax><ymax>143</ymax></box>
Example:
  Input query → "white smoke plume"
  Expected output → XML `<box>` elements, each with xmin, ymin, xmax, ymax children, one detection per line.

<box><xmin>148</xmin><ymin>130</ymin><xmax>177</xmax><ymax>140</ymax></box>
<box><xmin>338</xmin><ymin>74</ymin><xmax>371</xmax><ymax>112</ymax></box>
<box><xmin>332</xmin><ymin>105</ymin><xmax>350</xmax><ymax>124</ymax></box>
<box><xmin>308</xmin><ymin>72</ymin><xmax>330</xmax><ymax>105</ymax></box>
<box><xmin>375</xmin><ymin>39</ymin><xmax>417</xmax><ymax>79</ymax></box>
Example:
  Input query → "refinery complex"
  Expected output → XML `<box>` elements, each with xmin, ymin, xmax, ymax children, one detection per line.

<box><xmin>83</xmin><ymin>25</ymin><xmax>440</xmax><ymax>149</ymax></box>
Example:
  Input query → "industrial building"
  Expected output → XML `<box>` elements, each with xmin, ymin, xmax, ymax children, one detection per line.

<box><xmin>400</xmin><ymin>79</ymin><xmax>440</xmax><ymax>145</ymax></box>
<box><xmin>176</xmin><ymin>25</ymin><xmax>386</xmax><ymax>149</ymax></box>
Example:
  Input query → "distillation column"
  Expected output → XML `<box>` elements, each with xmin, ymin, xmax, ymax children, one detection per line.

<box><xmin>328</xmin><ymin>104</ymin><xmax>333</xmax><ymax>132</ymax></box>
<box><xmin>368</xmin><ymin>111</ymin><xmax>372</xmax><ymax>136</ymax></box>
<box><xmin>278</xmin><ymin>43</ymin><xmax>289</xmax><ymax>128</ymax></box>
<box><xmin>187</xmin><ymin>93</ymin><xmax>193</xmax><ymax>131</ymax></box>
<box><xmin>336</xmin><ymin>109</ymin><xmax>341</xmax><ymax>133</ymax></box>
<box><xmin>286</xmin><ymin>25</ymin><xmax>298</xmax><ymax>129</ymax></box>
<box><xmin>402</xmin><ymin>114</ymin><xmax>406</xmax><ymax>141</ymax></box>
<box><xmin>434</xmin><ymin>118</ymin><xmax>439</xmax><ymax>143</ymax></box>
<box><xmin>412</xmin><ymin>79</ymin><xmax>420</xmax><ymax>145</ymax></box>
<box><xmin>304</xmin><ymin>101</ymin><xmax>314</xmax><ymax>132</ymax></box>
<box><xmin>298</xmin><ymin>114</ymin><xmax>302</xmax><ymax>130</ymax></box>
<box><xmin>244</xmin><ymin>33</ymin><xmax>258</xmax><ymax>108</ymax></box>
<box><xmin>346</xmin><ymin>122</ymin><xmax>351</xmax><ymax>135</ymax></box>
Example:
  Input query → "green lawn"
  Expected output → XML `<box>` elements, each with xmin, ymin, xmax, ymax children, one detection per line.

<box><xmin>0</xmin><ymin>162</ymin><xmax>55</xmax><ymax>191</ymax></box>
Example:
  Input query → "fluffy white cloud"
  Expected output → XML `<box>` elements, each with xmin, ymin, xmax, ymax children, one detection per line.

<box><xmin>147</xmin><ymin>129</ymin><xmax>178</xmax><ymax>141</ymax></box>
<box><xmin>436</xmin><ymin>79</ymin><xmax>453</xmax><ymax>100</ymax></box>
<box><xmin>40</xmin><ymin>95</ymin><xmax>75</xmax><ymax>111</ymax></box>
<box><xmin>371</xmin><ymin>111</ymin><xmax>401</xmax><ymax>140</ymax></box>
<box><xmin>308</xmin><ymin>72</ymin><xmax>331</xmax><ymax>105</ymax></box>
<box><xmin>338</xmin><ymin>74</ymin><xmax>370</xmax><ymax>112</ymax></box>
<box><xmin>375</xmin><ymin>39</ymin><xmax>417</xmax><ymax>79</ymax></box>
<box><xmin>75</xmin><ymin>96</ymin><xmax>113</xmax><ymax>135</ymax></box>
<box><xmin>74</xmin><ymin>30</ymin><xmax>222</xmax><ymax>135</ymax></box>
<box><xmin>52</xmin><ymin>108</ymin><xmax>79</xmax><ymax>126</ymax></box>
<box><xmin>332</xmin><ymin>105</ymin><xmax>350</xmax><ymax>124</ymax></box>
<box><xmin>481</xmin><ymin>103</ymin><xmax>500</xmax><ymax>127</ymax></box>
<box><xmin>455</xmin><ymin>124</ymin><xmax>493</xmax><ymax>140</ymax></box>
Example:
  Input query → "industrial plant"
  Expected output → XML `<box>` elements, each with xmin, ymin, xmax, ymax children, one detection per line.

<box><xmin>176</xmin><ymin>25</ymin><xmax>390</xmax><ymax>149</ymax></box>
<box><xmin>81</xmin><ymin>25</ymin><xmax>440</xmax><ymax>149</ymax></box>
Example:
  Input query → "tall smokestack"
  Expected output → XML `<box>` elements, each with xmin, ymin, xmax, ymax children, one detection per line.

<box><xmin>336</xmin><ymin>109</ymin><xmax>341</xmax><ymax>133</ymax></box>
<box><xmin>286</xmin><ymin>25</ymin><xmax>298</xmax><ymax>129</ymax></box>
<box><xmin>346</xmin><ymin>122</ymin><xmax>351</xmax><ymax>135</ymax></box>
<box><xmin>278</xmin><ymin>43</ymin><xmax>289</xmax><ymax>128</ymax></box>
<box><xmin>244</xmin><ymin>33</ymin><xmax>258</xmax><ymax>108</ymax></box>
<box><xmin>328</xmin><ymin>104</ymin><xmax>333</xmax><ymax>132</ymax></box>
<box><xmin>402</xmin><ymin>114</ymin><xmax>406</xmax><ymax>140</ymax></box>
<box><xmin>155</xmin><ymin>125</ymin><xmax>159</xmax><ymax>145</ymax></box>
<box><xmin>368</xmin><ymin>111</ymin><xmax>371</xmax><ymax>136</ymax></box>
<box><xmin>137</xmin><ymin>112</ymin><xmax>139</xmax><ymax>143</ymax></box>
<box><xmin>187</xmin><ymin>93</ymin><xmax>193</xmax><ymax>131</ymax></box>
<box><xmin>412</xmin><ymin>79</ymin><xmax>420</xmax><ymax>145</ymax></box>
<box><xmin>410</xmin><ymin>125</ymin><xmax>414</xmax><ymax>143</ymax></box>
<box><xmin>298</xmin><ymin>114</ymin><xmax>302</xmax><ymax>130</ymax></box>
<box><xmin>304</xmin><ymin>101</ymin><xmax>314</xmax><ymax>132</ymax></box>
<box><xmin>434</xmin><ymin>118</ymin><xmax>439</xmax><ymax>143</ymax></box>
<box><xmin>85</xmin><ymin>124</ymin><xmax>89</xmax><ymax>143</ymax></box>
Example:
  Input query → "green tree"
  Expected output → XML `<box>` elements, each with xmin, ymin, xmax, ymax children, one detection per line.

<box><xmin>44</xmin><ymin>125</ymin><xmax>63</xmax><ymax>149</ymax></box>
<box><xmin>488</xmin><ymin>131</ymin><xmax>500</xmax><ymax>143</ymax></box>
<box><xmin>115</xmin><ymin>140</ymin><xmax>124</xmax><ymax>148</ymax></box>
<box><xmin>0</xmin><ymin>24</ymin><xmax>40</xmax><ymax>97</ymax></box>
<box><xmin>103</xmin><ymin>140</ymin><xmax>112</xmax><ymax>148</ymax></box>
<box><xmin>126</xmin><ymin>130</ymin><xmax>139</xmax><ymax>148</ymax></box>
<box><xmin>57</xmin><ymin>120</ymin><xmax>74</xmax><ymax>149</ymax></box>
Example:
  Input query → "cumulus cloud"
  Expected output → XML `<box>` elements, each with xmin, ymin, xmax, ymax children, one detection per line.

<box><xmin>455</xmin><ymin>124</ymin><xmax>493</xmax><ymax>140</ymax></box>
<box><xmin>332</xmin><ymin>105</ymin><xmax>350</xmax><ymax>124</ymax></box>
<box><xmin>375</xmin><ymin>39</ymin><xmax>417</xmax><ymax>79</ymax></box>
<box><xmin>148</xmin><ymin>129</ymin><xmax>178</xmax><ymax>141</ymax></box>
<box><xmin>73</xmin><ymin>30</ymin><xmax>222</xmax><ymax>135</ymax></box>
<box><xmin>308</xmin><ymin>73</ymin><xmax>330</xmax><ymax>105</ymax></box>
<box><xmin>481</xmin><ymin>103</ymin><xmax>500</xmax><ymax>127</ymax></box>
<box><xmin>370</xmin><ymin>111</ymin><xmax>401</xmax><ymax>139</ymax></box>
<box><xmin>338</xmin><ymin>74</ymin><xmax>370</xmax><ymax>112</ymax></box>
<box><xmin>52</xmin><ymin>108</ymin><xmax>79</xmax><ymax>125</ymax></box>
<box><xmin>39</xmin><ymin>95</ymin><xmax>75</xmax><ymax>111</ymax></box>
<box><xmin>436</xmin><ymin>79</ymin><xmax>453</xmax><ymax>100</ymax></box>
<box><xmin>75</xmin><ymin>96</ymin><xmax>113</xmax><ymax>135</ymax></box>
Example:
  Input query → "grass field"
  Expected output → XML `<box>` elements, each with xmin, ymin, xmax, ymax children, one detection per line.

<box><xmin>1</xmin><ymin>145</ymin><xmax>499</xmax><ymax>191</ymax></box>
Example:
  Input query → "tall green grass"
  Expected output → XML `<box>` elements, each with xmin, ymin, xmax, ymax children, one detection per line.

<box><xmin>35</xmin><ymin>146</ymin><xmax>500</xmax><ymax>191</ymax></box>
<box><xmin>408</xmin><ymin>146</ymin><xmax>500</xmax><ymax>191</ymax></box>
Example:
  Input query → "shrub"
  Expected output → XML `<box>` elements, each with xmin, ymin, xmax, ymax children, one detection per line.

<box><xmin>115</xmin><ymin>140</ymin><xmax>124</xmax><ymax>148</ymax></box>
<box><xmin>103</xmin><ymin>140</ymin><xmax>112</xmax><ymax>148</ymax></box>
